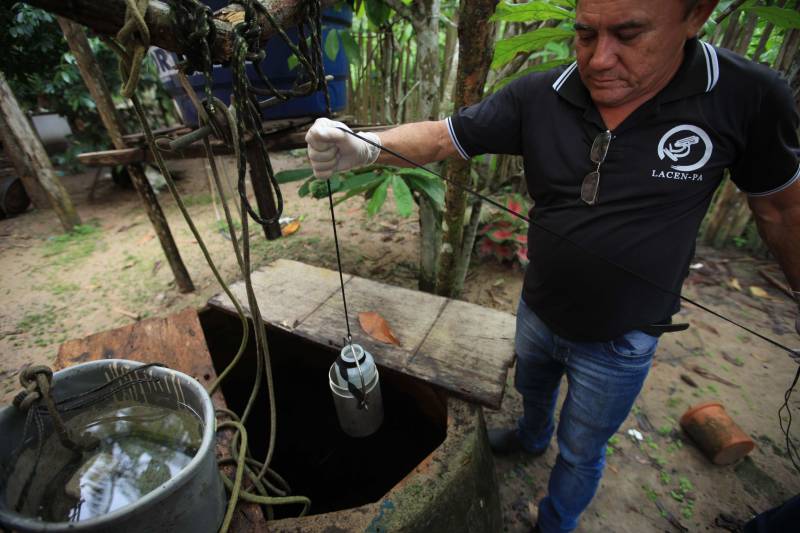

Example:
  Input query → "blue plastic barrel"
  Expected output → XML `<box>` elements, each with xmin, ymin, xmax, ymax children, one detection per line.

<box><xmin>150</xmin><ymin>3</ymin><xmax>351</xmax><ymax>126</ymax></box>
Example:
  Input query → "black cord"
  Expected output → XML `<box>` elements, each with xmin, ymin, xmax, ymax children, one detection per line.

<box><xmin>326</xmin><ymin>180</ymin><xmax>353</xmax><ymax>342</ymax></box>
<box><xmin>779</xmin><ymin>365</ymin><xmax>800</xmax><ymax>471</ymax></box>
<box><xmin>337</xmin><ymin>126</ymin><xmax>800</xmax><ymax>359</ymax></box>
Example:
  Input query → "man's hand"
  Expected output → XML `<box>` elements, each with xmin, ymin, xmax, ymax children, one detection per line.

<box><xmin>305</xmin><ymin>118</ymin><xmax>381</xmax><ymax>179</ymax></box>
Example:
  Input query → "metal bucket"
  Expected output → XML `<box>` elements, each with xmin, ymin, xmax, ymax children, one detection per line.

<box><xmin>0</xmin><ymin>359</ymin><xmax>225</xmax><ymax>532</ymax></box>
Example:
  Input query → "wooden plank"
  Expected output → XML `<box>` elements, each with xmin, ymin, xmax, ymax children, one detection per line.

<box><xmin>57</xmin><ymin>308</ymin><xmax>222</xmax><ymax>406</ymax></box>
<box><xmin>208</xmin><ymin>259</ymin><xmax>351</xmax><ymax>331</ymax></box>
<box><xmin>207</xmin><ymin>260</ymin><xmax>516</xmax><ymax>408</ymax></box>
<box><xmin>77</xmin><ymin>147</ymin><xmax>144</xmax><ymax>167</ymax></box>
<box><xmin>409</xmin><ymin>299</ymin><xmax>516</xmax><ymax>409</ymax></box>
<box><xmin>56</xmin><ymin>308</ymin><xmax>265</xmax><ymax>530</ymax></box>
<box><xmin>297</xmin><ymin>275</ymin><xmax>447</xmax><ymax>373</ymax></box>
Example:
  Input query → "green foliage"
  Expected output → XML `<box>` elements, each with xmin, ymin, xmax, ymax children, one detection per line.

<box><xmin>364</xmin><ymin>0</ymin><xmax>392</xmax><ymax>27</ymax></box>
<box><xmin>492</xmin><ymin>59</ymin><xmax>571</xmax><ymax>92</ymax></box>
<box><xmin>491</xmin><ymin>27</ymin><xmax>575</xmax><ymax>70</ymax></box>
<box><xmin>275</xmin><ymin>168</ymin><xmax>314</xmax><ymax>183</ymax></box>
<box><xmin>491</xmin><ymin>1</ymin><xmax>573</xmax><ymax>23</ymax></box>
<box><xmin>42</xmin><ymin>224</ymin><xmax>103</xmax><ymax>266</ymax></box>
<box><xmin>297</xmin><ymin>165</ymin><xmax>445</xmax><ymax>218</ymax></box>
<box><xmin>339</xmin><ymin>30</ymin><xmax>362</xmax><ymax>67</ymax></box>
<box><xmin>743</xmin><ymin>6</ymin><xmax>800</xmax><ymax>30</ymax></box>
<box><xmin>367</xmin><ymin>176</ymin><xmax>391</xmax><ymax>215</ymax></box>
<box><xmin>642</xmin><ymin>485</ymin><xmax>658</xmax><ymax>502</ymax></box>
<box><xmin>325</xmin><ymin>29</ymin><xmax>341</xmax><ymax>60</ymax></box>
<box><xmin>391</xmin><ymin>175</ymin><xmax>414</xmax><ymax>217</ymax></box>
<box><xmin>0</xmin><ymin>4</ymin><xmax>172</xmax><ymax>171</ymax></box>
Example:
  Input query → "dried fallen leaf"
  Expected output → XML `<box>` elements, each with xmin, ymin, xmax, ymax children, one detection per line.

<box><xmin>728</xmin><ymin>277</ymin><xmax>742</xmax><ymax>291</ymax></box>
<box><xmin>281</xmin><ymin>220</ymin><xmax>301</xmax><ymax>237</ymax></box>
<box><xmin>749</xmin><ymin>286</ymin><xmax>769</xmax><ymax>299</ymax></box>
<box><xmin>137</xmin><ymin>233</ymin><xmax>155</xmax><ymax>245</ymax></box>
<box><xmin>358</xmin><ymin>311</ymin><xmax>400</xmax><ymax>346</ymax></box>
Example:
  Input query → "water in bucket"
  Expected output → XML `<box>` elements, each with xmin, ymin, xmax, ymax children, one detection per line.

<box><xmin>4</xmin><ymin>400</ymin><xmax>203</xmax><ymax>522</ymax></box>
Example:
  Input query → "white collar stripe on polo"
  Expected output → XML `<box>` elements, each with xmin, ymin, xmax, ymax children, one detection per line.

<box><xmin>700</xmin><ymin>40</ymin><xmax>720</xmax><ymax>92</ymax></box>
<box><xmin>551</xmin><ymin>62</ymin><xmax>578</xmax><ymax>92</ymax></box>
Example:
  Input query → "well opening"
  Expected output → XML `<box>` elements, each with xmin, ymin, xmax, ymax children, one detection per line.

<box><xmin>199</xmin><ymin>309</ymin><xmax>448</xmax><ymax>518</ymax></box>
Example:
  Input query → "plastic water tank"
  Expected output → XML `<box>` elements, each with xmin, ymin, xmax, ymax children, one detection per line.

<box><xmin>150</xmin><ymin>3</ymin><xmax>351</xmax><ymax>126</ymax></box>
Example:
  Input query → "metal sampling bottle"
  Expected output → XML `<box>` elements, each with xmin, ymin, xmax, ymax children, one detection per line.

<box><xmin>328</xmin><ymin>343</ymin><xmax>383</xmax><ymax>437</ymax></box>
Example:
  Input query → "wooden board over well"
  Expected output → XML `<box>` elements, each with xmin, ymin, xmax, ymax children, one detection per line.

<box><xmin>208</xmin><ymin>259</ymin><xmax>516</xmax><ymax>408</ymax></box>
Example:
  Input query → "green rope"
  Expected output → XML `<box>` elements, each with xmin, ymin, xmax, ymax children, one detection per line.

<box><xmin>104</xmin><ymin>0</ymin><xmax>331</xmax><ymax>528</ymax></box>
<box><xmin>116</xmin><ymin>0</ymin><xmax>151</xmax><ymax>98</ymax></box>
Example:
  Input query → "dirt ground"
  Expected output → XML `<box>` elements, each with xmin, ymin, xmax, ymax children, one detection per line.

<box><xmin>1</xmin><ymin>153</ymin><xmax>799</xmax><ymax>532</ymax></box>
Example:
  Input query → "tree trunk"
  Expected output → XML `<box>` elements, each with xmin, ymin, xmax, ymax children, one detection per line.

<box><xmin>58</xmin><ymin>17</ymin><xmax>194</xmax><ymax>293</ymax></box>
<box><xmin>0</xmin><ymin>74</ymin><xmax>80</xmax><ymax>230</ymax></box>
<box><xmin>412</xmin><ymin>0</ymin><xmax>442</xmax><ymax>121</ymax></box>
<box><xmin>418</xmin><ymin>195</ymin><xmax>442</xmax><ymax>292</ymax></box>
<box><xmin>0</xmin><ymin>114</ymin><xmax>49</xmax><ymax>208</ymax></box>
<box><xmin>436</xmin><ymin>0</ymin><xmax>498</xmax><ymax>297</ymax></box>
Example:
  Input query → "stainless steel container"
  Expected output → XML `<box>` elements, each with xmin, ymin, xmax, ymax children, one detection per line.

<box><xmin>0</xmin><ymin>359</ymin><xmax>225</xmax><ymax>533</ymax></box>
<box><xmin>329</xmin><ymin>344</ymin><xmax>384</xmax><ymax>437</ymax></box>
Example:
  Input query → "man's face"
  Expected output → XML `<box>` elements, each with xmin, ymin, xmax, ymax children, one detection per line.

<box><xmin>574</xmin><ymin>0</ymin><xmax>709</xmax><ymax>108</ymax></box>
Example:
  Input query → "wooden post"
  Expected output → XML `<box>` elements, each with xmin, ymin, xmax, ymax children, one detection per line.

<box><xmin>0</xmin><ymin>113</ymin><xmax>49</xmax><ymax>208</ymax></box>
<box><xmin>57</xmin><ymin>17</ymin><xmax>194</xmax><ymax>293</ymax></box>
<box><xmin>0</xmin><ymin>74</ymin><xmax>81</xmax><ymax>231</ymax></box>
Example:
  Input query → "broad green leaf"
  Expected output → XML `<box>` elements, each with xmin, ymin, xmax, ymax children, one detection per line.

<box><xmin>492</xmin><ymin>58</ymin><xmax>573</xmax><ymax>92</ymax></box>
<box><xmin>340</xmin><ymin>31</ymin><xmax>362</xmax><ymax>67</ymax></box>
<box><xmin>396</xmin><ymin>167</ymin><xmax>435</xmax><ymax>180</ymax></box>
<box><xmin>333</xmin><ymin>179</ymin><xmax>384</xmax><ymax>206</ymax></box>
<box><xmin>298</xmin><ymin>177</ymin><xmax>314</xmax><ymax>197</ymax></box>
<box><xmin>287</xmin><ymin>55</ymin><xmax>299</xmax><ymax>71</ymax></box>
<box><xmin>744</xmin><ymin>6</ymin><xmax>800</xmax><ymax>30</ymax></box>
<box><xmin>366</xmin><ymin>177</ymin><xmax>391</xmax><ymax>216</ymax></box>
<box><xmin>275</xmin><ymin>168</ymin><xmax>313</xmax><ymax>183</ymax></box>
<box><xmin>405</xmin><ymin>175</ymin><xmax>445</xmax><ymax>210</ymax></box>
<box><xmin>338</xmin><ymin>171</ymin><xmax>384</xmax><ymax>192</ymax></box>
<box><xmin>392</xmin><ymin>176</ymin><xmax>414</xmax><ymax>217</ymax></box>
<box><xmin>324</xmin><ymin>29</ymin><xmax>340</xmax><ymax>60</ymax></box>
<box><xmin>365</xmin><ymin>0</ymin><xmax>391</xmax><ymax>26</ymax></box>
<box><xmin>491</xmin><ymin>27</ymin><xmax>575</xmax><ymax>70</ymax></box>
<box><xmin>491</xmin><ymin>1</ymin><xmax>573</xmax><ymax>23</ymax></box>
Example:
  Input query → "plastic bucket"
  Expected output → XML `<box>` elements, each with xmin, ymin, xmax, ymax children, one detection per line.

<box><xmin>0</xmin><ymin>359</ymin><xmax>225</xmax><ymax>532</ymax></box>
<box><xmin>151</xmin><ymin>4</ymin><xmax>352</xmax><ymax>126</ymax></box>
<box><xmin>679</xmin><ymin>402</ymin><xmax>755</xmax><ymax>465</ymax></box>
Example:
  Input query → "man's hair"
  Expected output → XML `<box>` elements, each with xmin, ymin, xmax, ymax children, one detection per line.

<box><xmin>575</xmin><ymin>0</ymin><xmax>704</xmax><ymax>20</ymax></box>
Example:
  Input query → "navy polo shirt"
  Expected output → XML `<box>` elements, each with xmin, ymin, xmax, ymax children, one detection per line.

<box><xmin>448</xmin><ymin>38</ymin><xmax>800</xmax><ymax>342</ymax></box>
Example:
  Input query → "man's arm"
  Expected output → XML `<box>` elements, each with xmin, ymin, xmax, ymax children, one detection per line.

<box><xmin>305</xmin><ymin>118</ymin><xmax>456</xmax><ymax>178</ymax></box>
<box><xmin>373</xmin><ymin>120</ymin><xmax>457</xmax><ymax>167</ymax></box>
<box><xmin>748</xmin><ymin>179</ymin><xmax>800</xmax><ymax>332</ymax></box>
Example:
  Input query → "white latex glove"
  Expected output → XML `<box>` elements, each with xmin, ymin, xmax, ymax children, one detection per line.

<box><xmin>305</xmin><ymin>118</ymin><xmax>381</xmax><ymax>179</ymax></box>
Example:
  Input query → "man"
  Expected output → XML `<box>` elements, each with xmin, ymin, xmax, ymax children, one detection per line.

<box><xmin>306</xmin><ymin>0</ymin><xmax>800</xmax><ymax>531</ymax></box>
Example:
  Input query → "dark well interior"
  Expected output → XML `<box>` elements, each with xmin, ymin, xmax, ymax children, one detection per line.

<box><xmin>198</xmin><ymin>308</ymin><xmax>448</xmax><ymax>518</ymax></box>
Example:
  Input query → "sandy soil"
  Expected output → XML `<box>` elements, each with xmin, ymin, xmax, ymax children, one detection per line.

<box><xmin>1</xmin><ymin>153</ymin><xmax>798</xmax><ymax>532</ymax></box>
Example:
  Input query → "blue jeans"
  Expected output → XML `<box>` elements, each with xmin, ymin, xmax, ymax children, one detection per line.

<box><xmin>514</xmin><ymin>298</ymin><xmax>658</xmax><ymax>533</ymax></box>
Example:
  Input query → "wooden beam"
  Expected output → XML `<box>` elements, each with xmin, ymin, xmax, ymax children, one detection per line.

<box><xmin>0</xmin><ymin>74</ymin><xmax>81</xmax><ymax>231</ymax></box>
<box><xmin>25</xmin><ymin>0</ymin><xmax>335</xmax><ymax>63</ymax></box>
<box><xmin>77</xmin><ymin>147</ymin><xmax>144</xmax><ymax>166</ymax></box>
